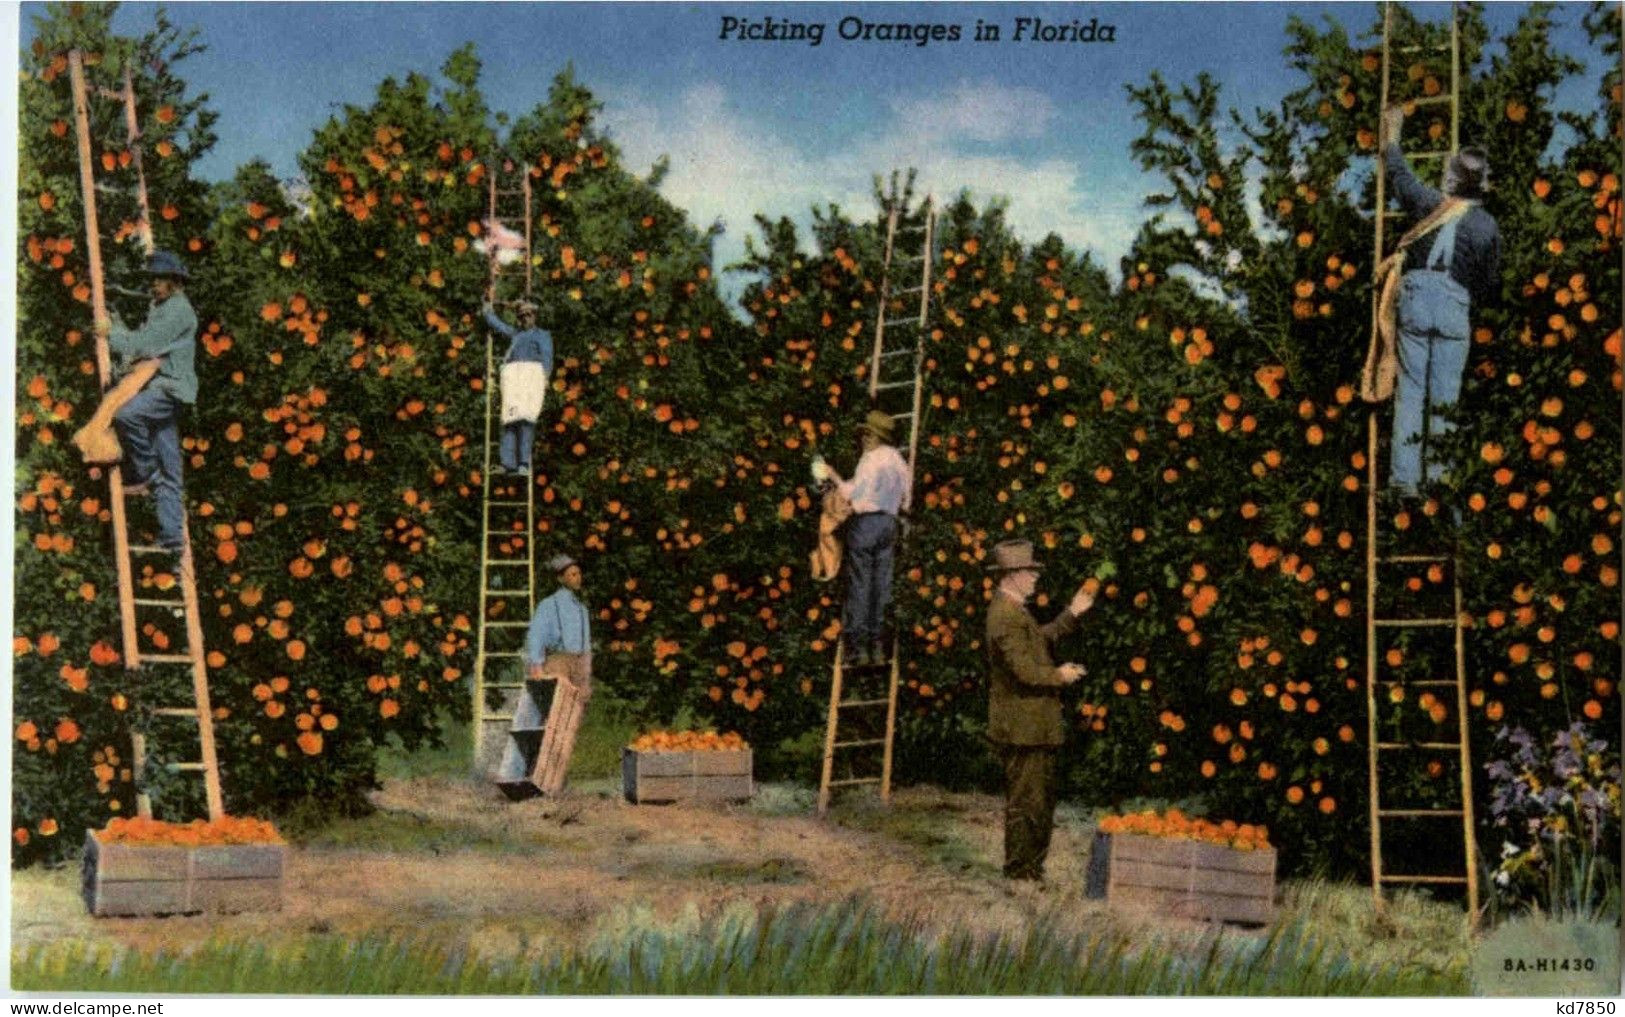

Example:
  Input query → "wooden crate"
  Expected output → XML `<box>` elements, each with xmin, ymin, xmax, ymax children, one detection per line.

<box><xmin>82</xmin><ymin>830</ymin><xmax>286</xmax><ymax>917</ymax></box>
<box><xmin>1084</xmin><ymin>831</ymin><xmax>1276</xmax><ymax>926</ymax></box>
<box><xmin>621</xmin><ymin>748</ymin><xmax>753</xmax><ymax>804</ymax></box>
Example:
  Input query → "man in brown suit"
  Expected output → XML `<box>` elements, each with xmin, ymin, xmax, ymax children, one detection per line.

<box><xmin>984</xmin><ymin>539</ymin><xmax>1094</xmax><ymax>881</ymax></box>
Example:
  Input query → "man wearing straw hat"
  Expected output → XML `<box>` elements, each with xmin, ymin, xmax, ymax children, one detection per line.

<box><xmin>482</xmin><ymin>298</ymin><xmax>553</xmax><ymax>475</ymax></box>
<box><xmin>984</xmin><ymin>539</ymin><xmax>1094</xmax><ymax>883</ymax></box>
<box><xmin>817</xmin><ymin>408</ymin><xmax>912</xmax><ymax>667</ymax></box>
<box><xmin>92</xmin><ymin>250</ymin><xmax>198</xmax><ymax>556</ymax></box>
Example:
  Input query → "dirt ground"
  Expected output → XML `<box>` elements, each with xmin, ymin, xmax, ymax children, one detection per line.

<box><xmin>14</xmin><ymin>776</ymin><xmax>1233</xmax><ymax>959</ymax></box>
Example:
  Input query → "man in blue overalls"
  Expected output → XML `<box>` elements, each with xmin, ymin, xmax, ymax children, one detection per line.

<box><xmin>1382</xmin><ymin>104</ymin><xmax>1501</xmax><ymax>497</ymax></box>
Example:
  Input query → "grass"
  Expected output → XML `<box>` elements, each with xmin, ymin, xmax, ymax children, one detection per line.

<box><xmin>12</xmin><ymin>898</ymin><xmax>1468</xmax><ymax>995</ymax></box>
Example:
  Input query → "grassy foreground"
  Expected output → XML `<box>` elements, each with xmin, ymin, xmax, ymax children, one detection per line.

<box><xmin>14</xmin><ymin>898</ymin><xmax>1465</xmax><ymax>995</ymax></box>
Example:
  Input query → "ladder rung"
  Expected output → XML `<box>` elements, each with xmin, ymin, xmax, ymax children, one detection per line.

<box><xmin>152</xmin><ymin>708</ymin><xmax>199</xmax><ymax>718</ymax></box>
<box><xmin>892</xmin><ymin>285</ymin><xmax>925</xmax><ymax>297</ymax></box>
<box><xmin>1381</xmin><ymin>554</ymin><xmax>1452</xmax><ymax>564</ymax></box>
<box><xmin>834</xmin><ymin>738</ymin><xmax>887</xmax><ymax>749</ymax></box>
<box><xmin>170</xmin><ymin>762</ymin><xmax>209</xmax><ymax>773</ymax></box>
<box><xmin>1410</xmin><ymin>150</ymin><xmax>1453</xmax><ymax>160</ymax></box>
<box><xmin>483</xmin><ymin>620</ymin><xmax>531</xmax><ymax>627</ymax></box>
<box><xmin>485</xmin><ymin>651</ymin><xmax>525</xmax><ymax>658</ymax></box>
<box><xmin>487</xmin><ymin>681</ymin><xmax>528</xmax><ymax>690</ymax></box>
<box><xmin>1395</xmin><ymin>44</ymin><xmax>1453</xmax><ymax>53</ymax></box>
<box><xmin>883</xmin><ymin>318</ymin><xmax>921</xmax><ymax>329</ymax></box>
<box><xmin>483</xmin><ymin>713</ymin><xmax>516</xmax><ymax>722</ymax></box>
<box><xmin>1373</xmin><ymin>618</ymin><xmax>1456</xmax><ymax>627</ymax></box>
<box><xmin>1380</xmin><ymin>679</ymin><xmax>1459</xmax><ymax>687</ymax></box>
<box><xmin>828</xmin><ymin>777</ymin><xmax>883</xmax><ymax>788</ymax></box>
<box><xmin>1379</xmin><ymin>874</ymin><xmax>1469</xmax><ymax>884</ymax></box>
<box><xmin>1378</xmin><ymin>808</ymin><xmax>1464</xmax><ymax>818</ymax></box>
<box><xmin>889</xmin><ymin>412</ymin><xmax>914</xmax><ymax>421</ymax></box>
<box><xmin>132</xmin><ymin>598</ymin><xmax>186</xmax><ymax>608</ymax></box>
<box><xmin>141</xmin><ymin>654</ymin><xmax>195</xmax><ymax>665</ymax></box>
<box><xmin>880</xmin><ymin>349</ymin><xmax>916</xmax><ymax>360</ymax></box>
<box><xmin>484</xmin><ymin>589</ymin><xmax>531</xmax><ymax>596</ymax></box>
<box><xmin>1376</xmin><ymin>742</ymin><xmax>1462</xmax><ymax>750</ymax></box>
<box><xmin>839</xmin><ymin>698</ymin><xmax>891</xmax><ymax>709</ymax></box>
<box><xmin>873</xmin><ymin>380</ymin><xmax>915</xmax><ymax>392</ymax></box>
<box><xmin>482</xmin><ymin>560</ymin><xmax>532</xmax><ymax>567</ymax></box>
<box><xmin>486</xmin><ymin>500</ymin><xmax>530</xmax><ymax>507</ymax></box>
<box><xmin>128</xmin><ymin>544</ymin><xmax>177</xmax><ymax>555</ymax></box>
<box><xmin>1408</xmin><ymin>95</ymin><xmax>1454</xmax><ymax>108</ymax></box>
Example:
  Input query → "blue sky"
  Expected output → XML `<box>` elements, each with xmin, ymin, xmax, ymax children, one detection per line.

<box><xmin>17</xmin><ymin>2</ymin><xmax>1604</xmax><ymax>281</ymax></box>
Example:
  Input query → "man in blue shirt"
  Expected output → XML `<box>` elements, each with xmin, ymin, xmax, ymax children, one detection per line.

<box><xmin>94</xmin><ymin>251</ymin><xmax>198</xmax><ymax>554</ymax></box>
<box><xmin>494</xmin><ymin>553</ymin><xmax>594</xmax><ymax>795</ymax></box>
<box><xmin>482</xmin><ymin>299</ymin><xmax>554</xmax><ymax>475</ymax></box>
<box><xmin>1381</xmin><ymin>105</ymin><xmax>1501</xmax><ymax>497</ymax></box>
<box><xmin>821</xmin><ymin>409</ymin><xmax>912</xmax><ymax>667</ymax></box>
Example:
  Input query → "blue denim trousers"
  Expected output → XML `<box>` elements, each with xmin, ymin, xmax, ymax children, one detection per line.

<box><xmin>501</xmin><ymin>420</ymin><xmax>535</xmax><ymax>471</ymax></box>
<box><xmin>114</xmin><ymin>385</ymin><xmax>185</xmax><ymax>549</ymax></box>
<box><xmin>842</xmin><ymin>512</ymin><xmax>898</xmax><ymax>650</ymax></box>
<box><xmin>1391</xmin><ymin>271</ymin><xmax>1471</xmax><ymax>493</ymax></box>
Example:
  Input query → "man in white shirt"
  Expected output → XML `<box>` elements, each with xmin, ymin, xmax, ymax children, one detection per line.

<box><xmin>825</xmin><ymin>409</ymin><xmax>912</xmax><ymax>666</ymax></box>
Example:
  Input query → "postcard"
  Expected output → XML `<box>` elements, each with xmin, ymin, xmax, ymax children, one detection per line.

<box><xmin>9</xmin><ymin>0</ymin><xmax>1621</xmax><ymax>1000</ymax></box>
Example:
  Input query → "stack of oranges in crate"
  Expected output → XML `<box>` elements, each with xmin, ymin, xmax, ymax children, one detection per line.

<box><xmin>98</xmin><ymin>815</ymin><xmax>284</xmax><ymax>846</ymax></box>
<box><xmin>1097</xmin><ymin>808</ymin><xmax>1270</xmax><ymax>851</ymax></box>
<box><xmin>628</xmin><ymin>729</ymin><xmax>748</xmax><ymax>753</ymax></box>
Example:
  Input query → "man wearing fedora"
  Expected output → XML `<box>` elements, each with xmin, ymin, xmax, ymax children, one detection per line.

<box><xmin>822</xmin><ymin>408</ymin><xmax>912</xmax><ymax>667</ymax></box>
<box><xmin>483</xmin><ymin>298</ymin><xmax>554</xmax><ymax>475</ymax></box>
<box><xmin>984</xmin><ymin>539</ymin><xmax>1094</xmax><ymax>882</ymax></box>
<box><xmin>94</xmin><ymin>250</ymin><xmax>198</xmax><ymax>555</ymax></box>
<box><xmin>1379</xmin><ymin>104</ymin><xmax>1501</xmax><ymax>497</ymax></box>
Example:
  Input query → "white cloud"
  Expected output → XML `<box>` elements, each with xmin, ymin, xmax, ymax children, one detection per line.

<box><xmin>600</xmin><ymin>80</ymin><xmax>1143</xmax><ymax>299</ymax></box>
<box><xmin>888</xmin><ymin>80</ymin><xmax>1057</xmax><ymax>145</ymax></box>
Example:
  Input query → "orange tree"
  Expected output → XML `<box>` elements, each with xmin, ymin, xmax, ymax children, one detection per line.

<box><xmin>14</xmin><ymin>5</ymin><xmax>220</xmax><ymax>863</ymax></box>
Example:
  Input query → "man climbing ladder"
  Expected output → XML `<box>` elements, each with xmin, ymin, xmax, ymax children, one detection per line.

<box><xmin>67</xmin><ymin>48</ymin><xmax>223</xmax><ymax>822</ymax></box>
<box><xmin>817</xmin><ymin>186</ymin><xmax>934</xmax><ymax>814</ymax></box>
<box><xmin>1361</xmin><ymin>2</ymin><xmax>1491</xmax><ymax>920</ymax></box>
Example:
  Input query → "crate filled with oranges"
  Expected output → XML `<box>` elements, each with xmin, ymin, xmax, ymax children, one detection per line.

<box><xmin>622</xmin><ymin>730</ymin><xmax>753</xmax><ymax>804</ymax></box>
<box><xmin>1084</xmin><ymin>809</ymin><xmax>1276</xmax><ymax>925</ymax></box>
<box><xmin>83</xmin><ymin>815</ymin><xmax>286</xmax><ymax>917</ymax></box>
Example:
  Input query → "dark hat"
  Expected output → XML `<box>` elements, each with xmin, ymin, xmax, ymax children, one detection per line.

<box><xmin>145</xmin><ymin>250</ymin><xmax>189</xmax><ymax>280</ymax></box>
<box><xmin>547</xmin><ymin>553</ymin><xmax>579</xmax><ymax>574</ymax></box>
<box><xmin>1444</xmin><ymin>147</ymin><xmax>1490</xmax><ymax>199</ymax></box>
<box><xmin>985</xmin><ymin>539</ymin><xmax>1043</xmax><ymax>573</ymax></box>
<box><xmin>859</xmin><ymin>408</ymin><xmax>896</xmax><ymax>443</ymax></box>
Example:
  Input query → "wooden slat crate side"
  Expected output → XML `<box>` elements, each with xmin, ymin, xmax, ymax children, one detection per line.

<box><xmin>691</xmin><ymin>750</ymin><xmax>753</xmax><ymax>777</ymax></box>
<box><xmin>189</xmin><ymin>877</ymin><xmax>284</xmax><ymax>913</ymax></box>
<box><xmin>85</xmin><ymin>880</ymin><xmax>193</xmax><ymax>917</ymax></box>
<box><xmin>628</xmin><ymin>773</ymin><xmax>754</xmax><ymax>803</ymax></box>
<box><xmin>1108</xmin><ymin>885</ymin><xmax>1276</xmax><ymax>926</ymax></box>
<box><xmin>190</xmin><ymin>843</ymin><xmax>286</xmax><ymax>881</ymax></box>
<box><xmin>82</xmin><ymin>832</ymin><xmax>286</xmax><ymax>917</ymax></box>
<box><xmin>1108</xmin><ymin>858</ymin><xmax>1275</xmax><ymax>901</ymax></box>
<box><xmin>1086</xmin><ymin>832</ymin><xmax>1276</xmax><ymax>926</ymax></box>
<box><xmin>86</xmin><ymin>834</ymin><xmax>190</xmax><ymax>881</ymax></box>
<box><xmin>629</xmin><ymin>750</ymin><xmax>745</xmax><ymax>778</ymax></box>
<box><xmin>1104</xmin><ymin>833</ymin><xmax>1276</xmax><ymax>876</ymax></box>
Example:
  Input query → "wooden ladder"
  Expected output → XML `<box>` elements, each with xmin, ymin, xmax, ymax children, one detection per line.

<box><xmin>69</xmin><ymin>50</ymin><xmax>223</xmax><ymax>822</ymax></box>
<box><xmin>817</xmin><ymin>191</ymin><xmax>935</xmax><ymax>815</ymax></box>
<box><xmin>1363</xmin><ymin>3</ymin><xmax>1478</xmax><ymax>918</ymax></box>
<box><xmin>472</xmin><ymin>162</ymin><xmax>541</xmax><ymax>786</ymax></box>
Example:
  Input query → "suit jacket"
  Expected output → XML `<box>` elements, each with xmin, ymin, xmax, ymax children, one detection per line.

<box><xmin>985</xmin><ymin>591</ymin><xmax>1078</xmax><ymax>747</ymax></box>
